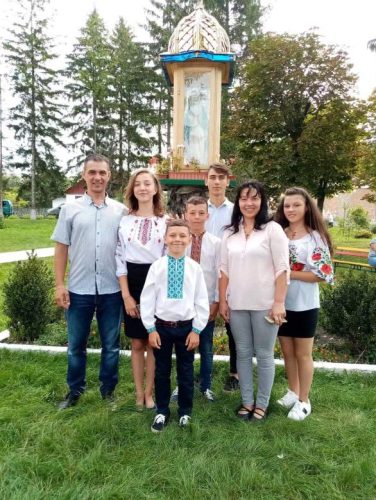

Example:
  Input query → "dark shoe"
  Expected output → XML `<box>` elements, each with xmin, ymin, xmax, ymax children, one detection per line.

<box><xmin>178</xmin><ymin>415</ymin><xmax>191</xmax><ymax>428</ymax></box>
<box><xmin>151</xmin><ymin>413</ymin><xmax>169</xmax><ymax>433</ymax></box>
<box><xmin>236</xmin><ymin>404</ymin><xmax>254</xmax><ymax>421</ymax></box>
<box><xmin>58</xmin><ymin>393</ymin><xmax>80</xmax><ymax>410</ymax></box>
<box><xmin>223</xmin><ymin>376</ymin><xmax>240</xmax><ymax>392</ymax></box>
<box><xmin>102</xmin><ymin>392</ymin><xmax>117</xmax><ymax>411</ymax></box>
<box><xmin>250</xmin><ymin>407</ymin><xmax>267</xmax><ymax>423</ymax></box>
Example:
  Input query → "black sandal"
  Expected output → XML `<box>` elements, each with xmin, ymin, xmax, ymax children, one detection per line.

<box><xmin>250</xmin><ymin>407</ymin><xmax>267</xmax><ymax>423</ymax></box>
<box><xmin>236</xmin><ymin>404</ymin><xmax>254</xmax><ymax>421</ymax></box>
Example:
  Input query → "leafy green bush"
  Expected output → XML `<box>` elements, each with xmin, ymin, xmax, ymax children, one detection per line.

<box><xmin>320</xmin><ymin>271</ymin><xmax>376</xmax><ymax>362</ymax></box>
<box><xmin>354</xmin><ymin>229</ymin><xmax>372</xmax><ymax>239</ymax></box>
<box><xmin>36</xmin><ymin>321</ymin><xmax>67</xmax><ymax>346</ymax></box>
<box><xmin>371</xmin><ymin>225</ymin><xmax>376</xmax><ymax>235</ymax></box>
<box><xmin>349</xmin><ymin>207</ymin><xmax>370</xmax><ymax>229</ymax></box>
<box><xmin>3</xmin><ymin>251</ymin><xmax>54</xmax><ymax>341</ymax></box>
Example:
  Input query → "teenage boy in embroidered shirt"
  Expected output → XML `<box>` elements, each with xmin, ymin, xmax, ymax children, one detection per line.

<box><xmin>140</xmin><ymin>219</ymin><xmax>209</xmax><ymax>433</ymax></box>
<box><xmin>205</xmin><ymin>162</ymin><xmax>239</xmax><ymax>392</ymax></box>
<box><xmin>171</xmin><ymin>196</ymin><xmax>221</xmax><ymax>403</ymax></box>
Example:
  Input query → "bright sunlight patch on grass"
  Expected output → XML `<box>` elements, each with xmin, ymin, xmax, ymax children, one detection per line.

<box><xmin>0</xmin><ymin>350</ymin><xmax>375</xmax><ymax>498</ymax></box>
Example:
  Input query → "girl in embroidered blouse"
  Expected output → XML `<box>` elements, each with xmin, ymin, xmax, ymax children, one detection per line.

<box><xmin>219</xmin><ymin>181</ymin><xmax>290</xmax><ymax>422</ymax></box>
<box><xmin>116</xmin><ymin>169</ymin><xmax>167</xmax><ymax>409</ymax></box>
<box><xmin>274</xmin><ymin>187</ymin><xmax>334</xmax><ymax>421</ymax></box>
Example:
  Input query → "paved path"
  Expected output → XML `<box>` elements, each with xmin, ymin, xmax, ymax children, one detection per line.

<box><xmin>0</xmin><ymin>247</ymin><xmax>54</xmax><ymax>264</ymax></box>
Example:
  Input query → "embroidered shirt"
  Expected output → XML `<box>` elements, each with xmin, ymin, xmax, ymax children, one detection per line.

<box><xmin>190</xmin><ymin>233</ymin><xmax>204</xmax><ymax>263</ymax></box>
<box><xmin>115</xmin><ymin>214</ymin><xmax>167</xmax><ymax>276</ymax></box>
<box><xmin>51</xmin><ymin>193</ymin><xmax>127</xmax><ymax>294</ymax></box>
<box><xmin>286</xmin><ymin>231</ymin><xmax>334</xmax><ymax>311</ymax></box>
<box><xmin>220</xmin><ymin>220</ymin><xmax>290</xmax><ymax>310</ymax></box>
<box><xmin>206</xmin><ymin>198</ymin><xmax>234</xmax><ymax>239</ymax></box>
<box><xmin>186</xmin><ymin>231</ymin><xmax>221</xmax><ymax>304</ymax></box>
<box><xmin>140</xmin><ymin>255</ymin><xmax>209</xmax><ymax>334</ymax></box>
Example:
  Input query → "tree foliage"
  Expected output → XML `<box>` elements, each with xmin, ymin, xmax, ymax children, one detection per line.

<box><xmin>227</xmin><ymin>32</ymin><xmax>361</xmax><ymax>209</ymax></box>
<box><xmin>65</xmin><ymin>9</ymin><xmax>113</xmax><ymax>165</ymax></box>
<box><xmin>3</xmin><ymin>0</ymin><xmax>65</xmax><ymax>213</ymax></box>
<box><xmin>109</xmin><ymin>19</ymin><xmax>156</xmax><ymax>190</ymax></box>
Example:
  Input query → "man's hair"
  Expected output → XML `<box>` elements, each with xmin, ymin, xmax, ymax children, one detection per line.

<box><xmin>83</xmin><ymin>153</ymin><xmax>111</xmax><ymax>170</ymax></box>
<box><xmin>165</xmin><ymin>219</ymin><xmax>190</xmax><ymax>234</ymax></box>
<box><xmin>185</xmin><ymin>195</ymin><xmax>208</xmax><ymax>211</ymax></box>
<box><xmin>207</xmin><ymin>162</ymin><xmax>230</xmax><ymax>177</ymax></box>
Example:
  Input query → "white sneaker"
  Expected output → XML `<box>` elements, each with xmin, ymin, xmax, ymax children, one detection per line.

<box><xmin>277</xmin><ymin>389</ymin><xmax>299</xmax><ymax>409</ymax></box>
<box><xmin>170</xmin><ymin>387</ymin><xmax>179</xmax><ymax>403</ymax></box>
<box><xmin>151</xmin><ymin>413</ymin><xmax>169</xmax><ymax>433</ymax></box>
<box><xmin>202</xmin><ymin>389</ymin><xmax>216</xmax><ymax>402</ymax></box>
<box><xmin>287</xmin><ymin>400</ymin><xmax>311</xmax><ymax>421</ymax></box>
<box><xmin>179</xmin><ymin>415</ymin><xmax>191</xmax><ymax>428</ymax></box>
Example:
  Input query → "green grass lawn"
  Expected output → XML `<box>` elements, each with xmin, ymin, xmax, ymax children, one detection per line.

<box><xmin>0</xmin><ymin>218</ymin><xmax>56</xmax><ymax>252</ymax></box>
<box><xmin>0</xmin><ymin>350</ymin><xmax>375</xmax><ymax>499</ymax></box>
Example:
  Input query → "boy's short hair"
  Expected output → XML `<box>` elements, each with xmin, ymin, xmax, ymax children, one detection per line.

<box><xmin>207</xmin><ymin>162</ymin><xmax>231</xmax><ymax>177</ymax></box>
<box><xmin>165</xmin><ymin>219</ymin><xmax>190</xmax><ymax>234</ymax></box>
<box><xmin>185</xmin><ymin>196</ymin><xmax>208</xmax><ymax>210</ymax></box>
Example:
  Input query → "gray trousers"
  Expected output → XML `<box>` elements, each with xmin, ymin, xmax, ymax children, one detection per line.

<box><xmin>230</xmin><ymin>310</ymin><xmax>278</xmax><ymax>409</ymax></box>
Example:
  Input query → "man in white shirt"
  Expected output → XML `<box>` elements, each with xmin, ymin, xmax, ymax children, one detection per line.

<box><xmin>141</xmin><ymin>220</ymin><xmax>209</xmax><ymax>433</ymax></box>
<box><xmin>205</xmin><ymin>163</ymin><xmax>239</xmax><ymax>392</ymax></box>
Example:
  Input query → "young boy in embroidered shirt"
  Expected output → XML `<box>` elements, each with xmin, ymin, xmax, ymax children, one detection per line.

<box><xmin>171</xmin><ymin>196</ymin><xmax>221</xmax><ymax>402</ymax></box>
<box><xmin>140</xmin><ymin>219</ymin><xmax>209</xmax><ymax>432</ymax></box>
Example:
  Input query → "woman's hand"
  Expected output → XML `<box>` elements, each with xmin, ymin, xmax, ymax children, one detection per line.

<box><xmin>219</xmin><ymin>300</ymin><xmax>230</xmax><ymax>323</ymax></box>
<box><xmin>124</xmin><ymin>295</ymin><xmax>140</xmax><ymax>318</ymax></box>
<box><xmin>270</xmin><ymin>301</ymin><xmax>286</xmax><ymax>326</ymax></box>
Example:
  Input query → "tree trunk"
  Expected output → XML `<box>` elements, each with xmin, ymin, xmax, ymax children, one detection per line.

<box><xmin>30</xmin><ymin>10</ymin><xmax>37</xmax><ymax>220</ymax></box>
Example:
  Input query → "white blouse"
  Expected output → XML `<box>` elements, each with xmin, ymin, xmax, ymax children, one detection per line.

<box><xmin>220</xmin><ymin>220</ymin><xmax>290</xmax><ymax>310</ymax></box>
<box><xmin>115</xmin><ymin>214</ymin><xmax>167</xmax><ymax>276</ymax></box>
<box><xmin>286</xmin><ymin>231</ymin><xmax>334</xmax><ymax>311</ymax></box>
<box><xmin>140</xmin><ymin>255</ymin><xmax>209</xmax><ymax>334</ymax></box>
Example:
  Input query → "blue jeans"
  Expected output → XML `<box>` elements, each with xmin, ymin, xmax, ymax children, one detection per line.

<box><xmin>368</xmin><ymin>255</ymin><xmax>376</xmax><ymax>267</ymax></box>
<box><xmin>153</xmin><ymin>322</ymin><xmax>194</xmax><ymax>417</ymax></box>
<box><xmin>66</xmin><ymin>291</ymin><xmax>123</xmax><ymax>396</ymax></box>
<box><xmin>198</xmin><ymin>320</ymin><xmax>215</xmax><ymax>391</ymax></box>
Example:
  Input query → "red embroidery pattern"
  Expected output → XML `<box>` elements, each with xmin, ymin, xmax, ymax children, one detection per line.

<box><xmin>190</xmin><ymin>233</ymin><xmax>203</xmax><ymax>263</ymax></box>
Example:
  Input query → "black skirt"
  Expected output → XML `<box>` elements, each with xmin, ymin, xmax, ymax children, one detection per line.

<box><xmin>278</xmin><ymin>308</ymin><xmax>319</xmax><ymax>339</ymax></box>
<box><xmin>124</xmin><ymin>262</ymin><xmax>151</xmax><ymax>340</ymax></box>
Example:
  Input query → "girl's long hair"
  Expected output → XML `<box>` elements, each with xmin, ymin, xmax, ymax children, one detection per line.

<box><xmin>226</xmin><ymin>180</ymin><xmax>270</xmax><ymax>234</ymax></box>
<box><xmin>274</xmin><ymin>187</ymin><xmax>333</xmax><ymax>255</ymax></box>
<box><xmin>125</xmin><ymin>168</ymin><xmax>164</xmax><ymax>217</ymax></box>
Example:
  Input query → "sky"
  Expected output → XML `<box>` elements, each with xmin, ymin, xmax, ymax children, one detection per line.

<box><xmin>1</xmin><ymin>0</ymin><xmax>376</xmax><ymax>164</ymax></box>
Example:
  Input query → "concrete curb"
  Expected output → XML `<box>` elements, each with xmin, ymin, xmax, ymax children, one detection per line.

<box><xmin>1</xmin><ymin>339</ymin><xmax>376</xmax><ymax>373</ymax></box>
<box><xmin>0</xmin><ymin>247</ymin><xmax>54</xmax><ymax>264</ymax></box>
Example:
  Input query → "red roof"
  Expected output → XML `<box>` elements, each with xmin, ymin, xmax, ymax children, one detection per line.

<box><xmin>65</xmin><ymin>179</ymin><xmax>86</xmax><ymax>195</ymax></box>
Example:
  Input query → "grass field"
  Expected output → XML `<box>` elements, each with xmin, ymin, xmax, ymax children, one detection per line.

<box><xmin>0</xmin><ymin>218</ymin><xmax>56</xmax><ymax>252</ymax></box>
<box><xmin>0</xmin><ymin>350</ymin><xmax>375</xmax><ymax>499</ymax></box>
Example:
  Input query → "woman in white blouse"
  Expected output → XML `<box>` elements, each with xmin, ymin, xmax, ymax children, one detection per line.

<box><xmin>116</xmin><ymin>169</ymin><xmax>167</xmax><ymax>409</ymax></box>
<box><xmin>219</xmin><ymin>181</ymin><xmax>289</xmax><ymax>422</ymax></box>
<box><xmin>274</xmin><ymin>187</ymin><xmax>334</xmax><ymax>421</ymax></box>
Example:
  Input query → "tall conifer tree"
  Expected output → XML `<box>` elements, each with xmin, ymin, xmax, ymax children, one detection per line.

<box><xmin>3</xmin><ymin>0</ymin><xmax>65</xmax><ymax>216</ymax></box>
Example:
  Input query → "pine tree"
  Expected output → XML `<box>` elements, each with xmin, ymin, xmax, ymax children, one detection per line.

<box><xmin>109</xmin><ymin>19</ymin><xmax>156</xmax><ymax>190</ymax></box>
<box><xmin>65</xmin><ymin>10</ymin><xmax>113</xmax><ymax>165</ymax></box>
<box><xmin>3</xmin><ymin>0</ymin><xmax>65</xmax><ymax>217</ymax></box>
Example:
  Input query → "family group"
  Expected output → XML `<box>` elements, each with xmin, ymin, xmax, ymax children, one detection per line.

<box><xmin>51</xmin><ymin>154</ymin><xmax>334</xmax><ymax>433</ymax></box>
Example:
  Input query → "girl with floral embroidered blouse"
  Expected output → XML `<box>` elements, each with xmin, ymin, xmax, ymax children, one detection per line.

<box><xmin>116</xmin><ymin>169</ymin><xmax>167</xmax><ymax>409</ymax></box>
<box><xmin>274</xmin><ymin>187</ymin><xmax>334</xmax><ymax>421</ymax></box>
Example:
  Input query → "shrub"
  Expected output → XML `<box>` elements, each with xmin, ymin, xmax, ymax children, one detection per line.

<box><xmin>354</xmin><ymin>229</ymin><xmax>372</xmax><ymax>239</ymax></box>
<box><xmin>371</xmin><ymin>225</ymin><xmax>376</xmax><ymax>234</ymax></box>
<box><xmin>3</xmin><ymin>251</ymin><xmax>54</xmax><ymax>341</ymax></box>
<box><xmin>320</xmin><ymin>270</ymin><xmax>376</xmax><ymax>362</ymax></box>
<box><xmin>348</xmin><ymin>207</ymin><xmax>370</xmax><ymax>229</ymax></box>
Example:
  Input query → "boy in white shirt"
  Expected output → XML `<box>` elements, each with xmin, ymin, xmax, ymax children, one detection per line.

<box><xmin>171</xmin><ymin>196</ymin><xmax>221</xmax><ymax>402</ymax></box>
<box><xmin>140</xmin><ymin>220</ymin><xmax>209</xmax><ymax>432</ymax></box>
